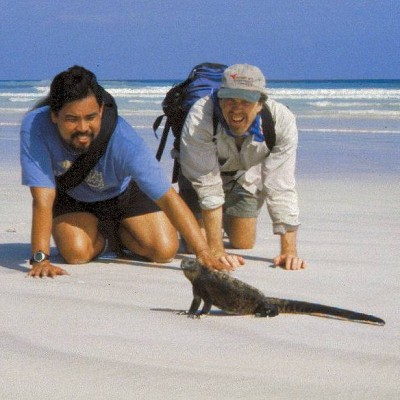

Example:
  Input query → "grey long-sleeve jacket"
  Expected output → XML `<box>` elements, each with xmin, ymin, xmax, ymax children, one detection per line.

<box><xmin>180</xmin><ymin>95</ymin><xmax>300</xmax><ymax>235</ymax></box>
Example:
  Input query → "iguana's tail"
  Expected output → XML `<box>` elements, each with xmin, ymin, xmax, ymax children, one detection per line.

<box><xmin>267</xmin><ymin>298</ymin><xmax>385</xmax><ymax>326</ymax></box>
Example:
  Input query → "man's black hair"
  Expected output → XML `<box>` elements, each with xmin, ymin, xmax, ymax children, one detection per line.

<box><xmin>48</xmin><ymin>65</ymin><xmax>104</xmax><ymax>114</ymax></box>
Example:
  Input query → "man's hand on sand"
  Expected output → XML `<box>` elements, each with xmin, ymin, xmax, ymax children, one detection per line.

<box><xmin>273</xmin><ymin>254</ymin><xmax>307</xmax><ymax>270</ymax></box>
<box><xmin>28</xmin><ymin>260</ymin><xmax>69</xmax><ymax>278</ymax></box>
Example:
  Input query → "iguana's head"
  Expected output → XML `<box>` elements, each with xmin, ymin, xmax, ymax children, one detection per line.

<box><xmin>180</xmin><ymin>258</ymin><xmax>201</xmax><ymax>281</ymax></box>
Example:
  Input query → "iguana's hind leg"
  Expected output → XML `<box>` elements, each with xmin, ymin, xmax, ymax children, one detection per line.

<box><xmin>255</xmin><ymin>302</ymin><xmax>279</xmax><ymax>318</ymax></box>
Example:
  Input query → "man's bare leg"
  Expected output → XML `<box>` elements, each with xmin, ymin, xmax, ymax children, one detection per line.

<box><xmin>53</xmin><ymin>212</ymin><xmax>104</xmax><ymax>264</ymax></box>
<box><xmin>224</xmin><ymin>216</ymin><xmax>257</xmax><ymax>249</ymax></box>
<box><xmin>119</xmin><ymin>211</ymin><xmax>179</xmax><ymax>263</ymax></box>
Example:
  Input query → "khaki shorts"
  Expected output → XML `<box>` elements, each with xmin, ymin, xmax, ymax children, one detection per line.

<box><xmin>178</xmin><ymin>174</ymin><xmax>264</xmax><ymax>219</ymax></box>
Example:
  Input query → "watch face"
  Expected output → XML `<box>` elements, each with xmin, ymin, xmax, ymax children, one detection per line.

<box><xmin>30</xmin><ymin>251</ymin><xmax>49</xmax><ymax>265</ymax></box>
<box><xmin>33</xmin><ymin>252</ymin><xmax>47</xmax><ymax>263</ymax></box>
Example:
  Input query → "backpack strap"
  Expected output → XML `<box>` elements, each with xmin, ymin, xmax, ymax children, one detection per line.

<box><xmin>212</xmin><ymin>109</ymin><xmax>219</xmax><ymax>143</ymax></box>
<box><xmin>259</xmin><ymin>104</ymin><xmax>276</xmax><ymax>151</ymax></box>
<box><xmin>55</xmin><ymin>89</ymin><xmax>118</xmax><ymax>192</ymax></box>
<box><xmin>154</xmin><ymin>116</ymin><xmax>170</xmax><ymax>161</ymax></box>
<box><xmin>212</xmin><ymin>104</ymin><xmax>276</xmax><ymax>151</ymax></box>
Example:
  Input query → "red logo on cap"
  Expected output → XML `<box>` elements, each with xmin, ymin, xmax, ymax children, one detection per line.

<box><xmin>230</xmin><ymin>74</ymin><xmax>238</xmax><ymax>80</ymax></box>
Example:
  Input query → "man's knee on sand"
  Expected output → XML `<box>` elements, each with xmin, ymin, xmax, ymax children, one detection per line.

<box><xmin>58</xmin><ymin>236</ymin><xmax>104</xmax><ymax>264</ymax></box>
<box><xmin>224</xmin><ymin>216</ymin><xmax>257</xmax><ymax>250</ymax></box>
<box><xmin>119</xmin><ymin>222</ymin><xmax>179</xmax><ymax>263</ymax></box>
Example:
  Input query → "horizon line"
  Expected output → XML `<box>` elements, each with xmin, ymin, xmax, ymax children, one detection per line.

<box><xmin>1</xmin><ymin>78</ymin><xmax>399</xmax><ymax>83</ymax></box>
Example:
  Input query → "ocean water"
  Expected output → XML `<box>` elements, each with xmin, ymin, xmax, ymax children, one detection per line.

<box><xmin>1</xmin><ymin>79</ymin><xmax>399</xmax><ymax>175</ymax></box>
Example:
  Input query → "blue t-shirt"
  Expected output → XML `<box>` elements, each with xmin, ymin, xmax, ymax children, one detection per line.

<box><xmin>20</xmin><ymin>106</ymin><xmax>171</xmax><ymax>202</ymax></box>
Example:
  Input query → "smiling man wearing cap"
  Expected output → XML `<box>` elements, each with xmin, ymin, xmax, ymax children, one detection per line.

<box><xmin>179</xmin><ymin>63</ymin><xmax>306</xmax><ymax>270</ymax></box>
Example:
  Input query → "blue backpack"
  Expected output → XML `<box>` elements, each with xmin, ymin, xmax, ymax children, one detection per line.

<box><xmin>153</xmin><ymin>62</ymin><xmax>275</xmax><ymax>183</ymax></box>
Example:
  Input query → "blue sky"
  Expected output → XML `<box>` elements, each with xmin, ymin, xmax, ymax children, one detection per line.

<box><xmin>1</xmin><ymin>0</ymin><xmax>399</xmax><ymax>80</ymax></box>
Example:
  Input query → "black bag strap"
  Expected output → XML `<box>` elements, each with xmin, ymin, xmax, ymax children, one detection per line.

<box><xmin>155</xmin><ymin>118</ymin><xmax>171</xmax><ymax>161</ymax></box>
<box><xmin>56</xmin><ymin>89</ymin><xmax>118</xmax><ymax>192</ymax></box>
<box><xmin>152</xmin><ymin>114</ymin><xmax>164</xmax><ymax>140</ymax></box>
<box><xmin>154</xmin><ymin>117</ymin><xmax>181</xmax><ymax>182</ymax></box>
<box><xmin>259</xmin><ymin>104</ymin><xmax>276</xmax><ymax>151</ymax></box>
<box><xmin>172</xmin><ymin>156</ymin><xmax>180</xmax><ymax>184</ymax></box>
<box><xmin>212</xmin><ymin>104</ymin><xmax>276</xmax><ymax>151</ymax></box>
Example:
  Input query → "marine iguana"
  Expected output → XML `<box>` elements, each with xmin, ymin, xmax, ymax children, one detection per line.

<box><xmin>181</xmin><ymin>258</ymin><xmax>385</xmax><ymax>326</ymax></box>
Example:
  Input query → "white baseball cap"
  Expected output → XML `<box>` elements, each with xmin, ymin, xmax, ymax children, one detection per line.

<box><xmin>217</xmin><ymin>64</ymin><xmax>267</xmax><ymax>103</ymax></box>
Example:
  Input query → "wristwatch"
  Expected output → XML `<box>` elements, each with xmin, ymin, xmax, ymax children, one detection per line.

<box><xmin>29</xmin><ymin>251</ymin><xmax>50</xmax><ymax>265</ymax></box>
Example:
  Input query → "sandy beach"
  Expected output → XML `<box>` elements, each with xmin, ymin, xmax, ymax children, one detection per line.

<box><xmin>0</xmin><ymin>127</ymin><xmax>399</xmax><ymax>399</ymax></box>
